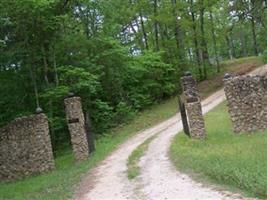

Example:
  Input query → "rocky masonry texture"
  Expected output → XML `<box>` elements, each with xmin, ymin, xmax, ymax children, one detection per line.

<box><xmin>180</xmin><ymin>74</ymin><xmax>205</xmax><ymax>139</ymax></box>
<box><xmin>224</xmin><ymin>74</ymin><xmax>267</xmax><ymax>133</ymax></box>
<box><xmin>0</xmin><ymin>113</ymin><xmax>55</xmax><ymax>182</ymax></box>
<box><xmin>64</xmin><ymin>96</ymin><xmax>89</xmax><ymax>161</ymax></box>
<box><xmin>181</xmin><ymin>75</ymin><xmax>200</xmax><ymax>99</ymax></box>
<box><xmin>185</xmin><ymin>100</ymin><xmax>206</xmax><ymax>139</ymax></box>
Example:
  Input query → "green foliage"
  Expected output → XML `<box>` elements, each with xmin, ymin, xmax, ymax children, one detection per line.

<box><xmin>170</xmin><ymin>102</ymin><xmax>267</xmax><ymax>198</ymax></box>
<box><xmin>126</xmin><ymin>52</ymin><xmax>178</xmax><ymax>109</ymax></box>
<box><xmin>262</xmin><ymin>50</ymin><xmax>267</xmax><ymax>64</ymax></box>
<box><xmin>0</xmin><ymin>0</ymin><xmax>266</xmax><ymax>152</ymax></box>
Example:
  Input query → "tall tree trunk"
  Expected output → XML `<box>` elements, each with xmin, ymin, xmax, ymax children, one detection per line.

<box><xmin>188</xmin><ymin>48</ymin><xmax>193</xmax><ymax>63</ymax></box>
<box><xmin>199</xmin><ymin>1</ymin><xmax>209</xmax><ymax>80</ymax></box>
<box><xmin>190</xmin><ymin>0</ymin><xmax>202</xmax><ymax>79</ymax></box>
<box><xmin>29</xmin><ymin>64</ymin><xmax>40</xmax><ymax>109</ymax></box>
<box><xmin>209</xmin><ymin>10</ymin><xmax>220</xmax><ymax>72</ymax></box>
<box><xmin>251</xmin><ymin>17</ymin><xmax>258</xmax><ymax>55</ymax></box>
<box><xmin>41</xmin><ymin>45</ymin><xmax>50</xmax><ymax>86</ymax></box>
<box><xmin>171</xmin><ymin>0</ymin><xmax>186</xmax><ymax>71</ymax></box>
<box><xmin>240</xmin><ymin>28</ymin><xmax>247</xmax><ymax>57</ymax></box>
<box><xmin>140</xmin><ymin>12</ymin><xmax>149</xmax><ymax>50</ymax></box>
<box><xmin>229</xmin><ymin>31</ymin><xmax>236</xmax><ymax>58</ymax></box>
<box><xmin>159</xmin><ymin>23</ymin><xmax>166</xmax><ymax>48</ymax></box>
<box><xmin>153</xmin><ymin>0</ymin><xmax>160</xmax><ymax>51</ymax></box>
<box><xmin>225</xmin><ymin>34</ymin><xmax>233</xmax><ymax>60</ymax></box>
<box><xmin>53</xmin><ymin>47</ymin><xmax>59</xmax><ymax>86</ymax></box>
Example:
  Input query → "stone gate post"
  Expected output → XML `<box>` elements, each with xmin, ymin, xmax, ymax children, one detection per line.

<box><xmin>64</xmin><ymin>95</ymin><xmax>89</xmax><ymax>161</ymax></box>
<box><xmin>180</xmin><ymin>73</ymin><xmax>206</xmax><ymax>139</ymax></box>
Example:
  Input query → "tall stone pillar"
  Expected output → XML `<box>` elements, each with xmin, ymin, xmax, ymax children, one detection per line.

<box><xmin>64</xmin><ymin>95</ymin><xmax>89</xmax><ymax>161</ymax></box>
<box><xmin>180</xmin><ymin>72</ymin><xmax>206</xmax><ymax>139</ymax></box>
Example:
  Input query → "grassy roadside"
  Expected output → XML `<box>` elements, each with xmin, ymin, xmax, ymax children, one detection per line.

<box><xmin>127</xmin><ymin>136</ymin><xmax>156</xmax><ymax>179</ymax></box>
<box><xmin>0</xmin><ymin>56</ymin><xmax>264</xmax><ymax>200</ymax></box>
<box><xmin>170</xmin><ymin>102</ymin><xmax>267</xmax><ymax>199</ymax></box>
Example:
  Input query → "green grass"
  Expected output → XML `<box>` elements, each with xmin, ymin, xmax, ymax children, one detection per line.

<box><xmin>170</xmin><ymin>102</ymin><xmax>267</xmax><ymax>198</ymax></box>
<box><xmin>0</xmin><ymin>56</ymin><xmax>264</xmax><ymax>200</ymax></box>
<box><xmin>220</xmin><ymin>56</ymin><xmax>263</xmax><ymax>67</ymax></box>
<box><xmin>127</xmin><ymin>136</ymin><xmax>156</xmax><ymax>179</ymax></box>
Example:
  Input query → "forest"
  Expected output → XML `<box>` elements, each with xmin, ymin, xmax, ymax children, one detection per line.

<box><xmin>0</xmin><ymin>0</ymin><xmax>267</xmax><ymax>152</ymax></box>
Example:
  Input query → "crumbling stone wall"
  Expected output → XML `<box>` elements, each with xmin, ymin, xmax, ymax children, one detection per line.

<box><xmin>180</xmin><ymin>74</ymin><xmax>206</xmax><ymax>139</ymax></box>
<box><xmin>224</xmin><ymin>74</ymin><xmax>267</xmax><ymax>133</ymax></box>
<box><xmin>64</xmin><ymin>96</ymin><xmax>89</xmax><ymax>161</ymax></box>
<box><xmin>0</xmin><ymin>113</ymin><xmax>55</xmax><ymax>182</ymax></box>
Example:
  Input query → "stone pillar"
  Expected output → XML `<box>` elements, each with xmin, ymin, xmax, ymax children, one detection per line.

<box><xmin>36</xmin><ymin>113</ymin><xmax>55</xmax><ymax>171</ymax></box>
<box><xmin>181</xmin><ymin>73</ymin><xmax>200</xmax><ymax>99</ymax></box>
<box><xmin>180</xmin><ymin>72</ymin><xmax>206</xmax><ymax>139</ymax></box>
<box><xmin>0</xmin><ymin>111</ymin><xmax>55</xmax><ymax>182</ymax></box>
<box><xmin>185</xmin><ymin>99</ymin><xmax>205</xmax><ymax>139</ymax></box>
<box><xmin>223</xmin><ymin>74</ymin><xmax>267</xmax><ymax>133</ymax></box>
<box><xmin>64</xmin><ymin>96</ymin><xmax>89</xmax><ymax>161</ymax></box>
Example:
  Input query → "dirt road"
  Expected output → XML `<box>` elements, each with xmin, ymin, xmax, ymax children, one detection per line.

<box><xmin>75</xmin><ymin>66</ymin><xmax>267</xmax><ymax>200</ymax></box>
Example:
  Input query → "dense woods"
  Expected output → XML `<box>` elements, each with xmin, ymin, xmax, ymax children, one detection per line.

<box><xmin>0</xmin><ymin>0</ymin><xmax>266</xmax><ymax>151</ymax></box>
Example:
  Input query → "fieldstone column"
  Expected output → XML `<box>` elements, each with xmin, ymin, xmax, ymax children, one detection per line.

<box><xmin>223</xmin><ymin>73</ymin><xmax>267</xmax><ymax>133</ymax></box>
<box><xmin>0</xmin><ymin>108</ymin><xmax>55</xmax><ymax>182</ymax></box>
<box><xmin>180</xmin><ymin>72</ymin><xmax>206</xmax><ymax>139</ymax></box>
<box><xmin>181</xmin><ymin>72</ymin><xmax>200</xmax><ymax>99</ymax></box>
<box><xmin>185</xmin><ymin>99</ymin><xmax>206</xmax><ymax>139</ymax></box>
<box><xmin>64</xmin><ymin>95</ymin><xmax>89</xmax><ymax>161</ymax></box>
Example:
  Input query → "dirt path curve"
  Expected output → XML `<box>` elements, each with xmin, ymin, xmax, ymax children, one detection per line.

<box><xmin>75</xmin><ymin>66</ymin><xmax>267</xmax><ymax>200</ymax></box>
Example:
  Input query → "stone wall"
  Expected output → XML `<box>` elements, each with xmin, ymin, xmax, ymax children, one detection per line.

<box><xmin>180</xmin><ymin>74</ymin><xmax>206</xmax><ymax>139</ymax></box>
<box><xmin>64</xmin><ymin>96</ymin><xmax>89</xmax><ymax>161</ymax></box>
<box><xmin>0</xmin><ymin>113</ymin><xmax>55</xmax><ymax>182</ymax></box>
<box><xmin>224</xmin><ymin>74</ymin><xmax>267</xmax><ymax>133</ymax></box>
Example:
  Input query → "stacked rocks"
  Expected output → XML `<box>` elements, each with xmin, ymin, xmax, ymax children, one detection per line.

<box><xmin>181</xmin><ymin>74</ymin><xmax>200</xmax><ymax>99</ymax></box>
<box><xmin>0</xmin><ymin>113</ymin><xmax>55</xmax><ymax>182</ymax></box>
<box><xmin>64</xmin><ymin>96</ymin><xmax>90</xmax><ymax>161</ymax></box>
<box><xmin>224</xmin><ymin>74</ymin><xmax>267</xmax><ymax>133</ymax></box>
<box><xmin>181</xmin><ymin>73</ymin><xmax>206</xmax><ymax>139</ymax></box>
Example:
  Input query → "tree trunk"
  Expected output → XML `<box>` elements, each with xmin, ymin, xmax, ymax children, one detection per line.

<box><xmin>240</xmin><ymin>28</ymin><xmax>247</xmax><ymax>57</ymax></box>
<box><xmin>190</xmin><ymin>0</ymin><xmax>202</xmax><ymax>79</ymax></box>
<box><xmin>53</xmin><ymin>47</ymin><xmax>59</xmax><ymax>86</ymax></box>
<box><xmin>225</xmin><ymin>34</ymin><xmax>233</xmax><ymax>60</ymax></box>
<box><xmin>171</xmin><ymin>0</ymin><xmax>186</xmax><ymax>71</ymax></box>
<box><xmin>229</xmin><ymin>31</ymin><xmax>236</xmax><ymax>58</ymax></box>
<box><xmin>199</xmin><ymin>1</ymin><xmax>209</xmax><ymax>80</ymax></box>
<box><xmin>153</xmin><ymin>0</ymin><xmax>160</xmax><ymax>51</ymax></box>
<box><xmin>209</xmin><ymin>10</ymin><xmax>220</xmax><ymax>72</ymax></box>
<box><xmin>140</xmin><ymin>12</ymin><xmax>149</xmax><ymax>50</ymax></box>
<box><xmin>41</xmin><ymin>45</ymin><xmax>50</xmax><ymax>86</ymax></box>
<box><xmin>251</xmin><ymin>17</ymin><xmax>258</xmax><ymax>55</ymax></box>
